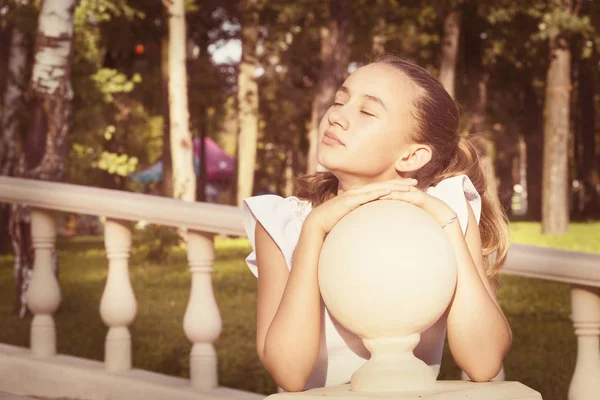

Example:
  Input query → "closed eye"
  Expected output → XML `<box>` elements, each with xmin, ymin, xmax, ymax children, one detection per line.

<box><xmin>361</xmin><ymin>110</ymin><xmax>376</xmax><ymax>117</ymax></box>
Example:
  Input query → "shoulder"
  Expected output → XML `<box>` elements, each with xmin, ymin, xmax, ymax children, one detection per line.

<box><xmin>241</xmin><ymin>195</ymin><xmax>312</xmax><ymax>276</ymax></box>
<box><xmin>426</xmin><ymin>174</ymin><xmax>482</xmax><ymax>235</ymax></box>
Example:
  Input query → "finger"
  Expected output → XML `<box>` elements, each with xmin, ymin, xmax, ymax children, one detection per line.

<box><xmin>387</xmin><ymin>178</ymin><xmax>419</xmax><ymax>186</ymax></box>
<box><xmin>345</xmin><ymin>187</ymin><xmax>394</xmax><ymax>210</ymax></box>
<box><xmin>378</xmin><ymin>189</ymin><xmax>424</xmax><ymax>204</ymax></box>
<box><xmin>349</xmin><ymin>180</ymin><xmax>416</xmax><ymax>194</ymax></box>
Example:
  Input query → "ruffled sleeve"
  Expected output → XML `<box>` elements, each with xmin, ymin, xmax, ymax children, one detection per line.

<box><xmin>241</xmin><ymin>195</ymin><xmax>306</xmax><ymax>277</ymax></box>
<box><xmin>426</xmin><ymin>174</ymin><xmax>481</xmax><ymax>235</ymax></box>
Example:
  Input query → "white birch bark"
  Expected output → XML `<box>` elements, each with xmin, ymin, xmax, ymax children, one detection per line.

<box><xmin>11</xmin><ymin>0</ymin><xmax>75</xmax><ymax>318</ymax></box>
<box><xmin>167</xmin><ymin>0</ymin><xmax>196</xmax><ymax>202</ymax></box>
<box><xmin>30</xmin><ymin>0</ymin><xmax>76</xmax><ymax>96</ymax></box>
<box><xmin>236</xmin><ymin>0</ymin><xmax>260</xmax><ymax>206</ymax></box>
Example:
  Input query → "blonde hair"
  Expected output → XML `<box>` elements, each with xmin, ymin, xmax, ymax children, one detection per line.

<box><xmin>294</xmin><ymin>55</ymin><xmax>509</xmax><ymax>286</ymax></box>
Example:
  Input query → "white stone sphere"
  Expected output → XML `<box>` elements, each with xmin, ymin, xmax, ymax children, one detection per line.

<box><xmin>318</xmin><ymin>200</ymin><xmax>457</xmax><ymax>340</ymax></box>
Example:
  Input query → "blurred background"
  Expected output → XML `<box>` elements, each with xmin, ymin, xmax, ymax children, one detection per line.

<box><xmin>0</xmin><ymin>1</ymin><xmax>598</xmax><ymax>399</ymax></box>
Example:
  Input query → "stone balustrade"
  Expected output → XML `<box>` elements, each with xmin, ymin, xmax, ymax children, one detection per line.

<box><xmin>0</xmin><ymin>176</ymin><xmax>598</xmax><ymax>400</ymax></box>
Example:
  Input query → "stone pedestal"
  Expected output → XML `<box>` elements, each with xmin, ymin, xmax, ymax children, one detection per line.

<box><xmin>266</xmin><ymin>381</ymin><xmax>542</xmax><ymax>399</ymax></box>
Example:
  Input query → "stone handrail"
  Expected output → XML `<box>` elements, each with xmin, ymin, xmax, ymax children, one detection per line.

<box><xmin>0</xmin><ymin>177</ymin><xmax>246</xmax><ymax>236</ymax></box>
<box><xmin>0</xmin><ymin>176</ymin><xmax>598</xmax><ymax>400</ymax></box>
<box><xmin>504</xmin><ymin>244</ymin><xmax>600</xmax><ymax>287</ymax></box>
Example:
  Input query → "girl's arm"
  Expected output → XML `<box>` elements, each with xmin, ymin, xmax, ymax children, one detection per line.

<box><xmin>379</xmin><ymin>187</ymin><xmax>512</xmax><ymax>381</ymax></box>
<box><xmin>444</xmin><ymin>201</ymin><xmax>512</xmax><ymax>381</ymax></box>
<box><xmin>255</xmin><ymin>180</ymin><xmax>416</xmax><ymax>392</ymax></box>
<box><xmin>255</xmin><ymin>219</ymin><xmax>325</xmax><ymax>392</ymax></box>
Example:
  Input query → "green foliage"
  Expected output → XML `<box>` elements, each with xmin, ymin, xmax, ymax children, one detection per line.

<box><xmin>509</xmin><ymin>221</ymin><xmax>600</xmax><ymax>254</ymax></box>
<box><xmin>532</xmin><ymin>8</ymin><xmax>594</xmax><ymax>41</ymax></box>
<box><xmin>93</xmin><ymin>150</ymin><xmax>139</xmax><ymax>176</ymax></box>
<box><xmin>134</xmin><ymin>225</ymin><xmax>180</xmax><ymax>262</ymax></box>
<box><xmin>91</xmin><ymin>68</ymin><xmax>142</xmax><ymax>103</ymax></box>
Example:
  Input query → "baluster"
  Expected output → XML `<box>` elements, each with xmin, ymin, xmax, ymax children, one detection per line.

<box><xmin>100</xmin><ymin>218</ymin><xmax>136</xmax><ymax>372</ymax></box>
<box><xmin>26</xmin><ymin>209</ymin><xmax>60</xmax><ymax>358</ymax></box>
<box><xmin>183</xmin><ymin>230</ymin><xmax>222</xmax><ymax>391</ymax></box>
<box><xmin>569</xmin><ymin>285</ymin><xmax>600</xmax><ymax>400</ymax></box>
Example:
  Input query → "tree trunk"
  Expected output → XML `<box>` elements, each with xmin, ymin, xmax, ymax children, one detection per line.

<box><xmin>0</xmin><ymin>27</ymin><xmax>27</xmax><ymax>255</ymax></box>
<box><xmin>11</xmin><ymin>0</ymin><xmax>76</xmax><ymax>317</ymax></box>
<box><xmin>439</xmin><ymin>9</ymin><xmax>461</xmax><ymax>99</ymax></box>
<box><xmin>517</xmin><ymin>134</ymin><xmax>528</xmax><ymax>216</ymax></box>
<box><xmin>542</xmin><ymin>16</ymin><xmax>571</xmax><ymax>233</ymax></box>
<box><xmin>161</xmin><ymin>33</ymin><xmax>173</xmax><ymax>197</ymax></box>
<box><xmin>167</xmin><ymin>0</ymin><xmax>195</xmax><ymax>202</ymax></box>
<box><xmin>578</xmin><ymin>46</ymin><xmax>598</xmax><ymax>218</ymax></box>
<box><xmin>306</xmin><ymin>0</ymin><xmax>351</xmax><ymax>174</ymax></box>
<box><xmin>197</xmin><ymin>107</ymin><xmax>207</xmax><ymax>202</ymax></box>
<box><xmin>236</xmin><ymin>0</ymin><xmax>260</xmax><ymax>206</ymax></box>
<box><xmin>0</xmin><ymin>27</ymin><xmax>27</xmax><ymax>177</ymax></box>
<box><xmin>468</xmin><ymin>75</ymin><xmax>500</xmax><ymax>206</ymax></box>
<box><xmin>522</xmin><ymin>78</ymin><xmax>543</xmax><ymax>221</ymax></box>
<box><xmin>463</xmin><ymin>5</ymin><xmax>500</xmax><ymax>207</ymax></box>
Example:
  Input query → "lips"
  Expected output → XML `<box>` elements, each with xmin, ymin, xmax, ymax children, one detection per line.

<box><xmin>323</xmin><ymin>130</ymin><xmax>344</xmax><ymax>146</ymax></box>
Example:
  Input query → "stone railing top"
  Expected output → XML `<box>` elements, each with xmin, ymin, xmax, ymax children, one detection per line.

<box><xmin>2</xmin><ymin>176</ymin><xmax>599</xmax><ymax>288</ymax></box>
<box><xmin>0</xmin><ymin>176</ymin><xmax>245</xmax><ymax>236</ymax></box>
<box><xmin>504</xmin><ymin>243</ymin><xmax>600</xmax><ymax>288</ymax></box>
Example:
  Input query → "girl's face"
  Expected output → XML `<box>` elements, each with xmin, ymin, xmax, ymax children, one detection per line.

<box><xmin>317</xmin><ymin>63</ymin><xmax>420</xmax><ymax>187</ymax></box>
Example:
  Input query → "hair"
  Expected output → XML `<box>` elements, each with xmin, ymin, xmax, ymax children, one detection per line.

<box><xmin>294</xmin><ymin>54</ymin><xmax>509</xmax><ymax>287</ymax></box>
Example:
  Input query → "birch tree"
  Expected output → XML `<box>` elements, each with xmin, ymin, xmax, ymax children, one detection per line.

<box><xmin>236</xmin><ymin>0</ymin><xmax>260</xmax><ymax>206</ymax></box>
<box><xmin>166</xmin><ymin>0</ymin><xmax>195</xmax><ymax>202</ymax></box>
<box><xmin>10</xmin><ymin>0</ymin><xmax>76</xmax><ymax>317</ymax></box>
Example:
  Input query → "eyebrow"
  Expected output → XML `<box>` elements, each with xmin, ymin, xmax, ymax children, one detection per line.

<box><xmin>338</xmin><ymin>86</ymin><xmax>388</xmax><ymax>111</ymax></box>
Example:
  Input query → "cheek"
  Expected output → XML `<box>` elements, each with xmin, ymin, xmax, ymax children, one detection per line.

<box><xmin>349</xmin><ymin>126</ymin><xmax>403</xmax><ymax>162</ymax></box>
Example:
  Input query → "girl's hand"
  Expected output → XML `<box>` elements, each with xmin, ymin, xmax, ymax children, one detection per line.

<box><xmin>379</xmin><ymin>184</ymin><xmax>457</xmax><ymax>227</ymax></box>
<box><xmin>305</xmin><ymin>178</ymin><xmax>419</xmax><ymax>236</ymax></box>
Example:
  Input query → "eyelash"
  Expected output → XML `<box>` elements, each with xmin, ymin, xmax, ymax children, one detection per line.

<box><xmin>332</xmin><ymin>103</ymin><xmax>375</xmax><ymax>117</ymax></box>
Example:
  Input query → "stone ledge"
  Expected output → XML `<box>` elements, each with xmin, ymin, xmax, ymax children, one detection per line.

<box><xmin>266</xmin><ymin>381</ymin><xmax>542</xmax><ymax>399</ymax></box>
<box><xmin>0</xmin><ymin>344</ymin><xmax>264</xmax><ymax>400</ymax></box>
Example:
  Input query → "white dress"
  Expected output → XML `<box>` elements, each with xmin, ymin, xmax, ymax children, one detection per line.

<box><xmin>241</xmin><ymin>174</ymin><xmax>481</xmax><ymax>390</ymax></box>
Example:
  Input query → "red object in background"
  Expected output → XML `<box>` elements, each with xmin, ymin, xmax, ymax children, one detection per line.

<box><xmin>193</xmin><ymin>137</ymin><xmax>235</xmax><ymax>182</ymax></box>
<box><xmin>134</xmin><ymin>44</ymin><xmax>145</xmax><ymax>54</ymax></box>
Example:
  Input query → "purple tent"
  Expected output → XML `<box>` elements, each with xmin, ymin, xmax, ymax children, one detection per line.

<box><xmin>130</xmin><ymin>137</ymin><xmax>234</xmax><ymax>183</ymax></box>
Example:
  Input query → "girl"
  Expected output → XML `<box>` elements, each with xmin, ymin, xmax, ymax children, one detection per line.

<box><xmin>242</xmin><ymin>55</ymin><xmax>512</xmax><ymax>393</ymax></box>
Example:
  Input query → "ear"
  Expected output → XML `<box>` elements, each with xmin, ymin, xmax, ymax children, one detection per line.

<box><xmin>394</xmin><ymin>144</ymin><xmax>432</xmax><ymax>172</ymax></box>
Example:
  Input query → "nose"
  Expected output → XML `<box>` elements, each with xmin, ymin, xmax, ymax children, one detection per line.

<box><xmin>327</xmin><ymin>106</ymin><xmax>349</xmax><ymax>130</ymax></box>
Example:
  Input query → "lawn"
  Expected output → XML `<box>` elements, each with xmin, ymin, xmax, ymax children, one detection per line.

<box><xmin>0</xmin><ymin>221</ymin><xmax>598</xmax><ymax>400</ymax></box>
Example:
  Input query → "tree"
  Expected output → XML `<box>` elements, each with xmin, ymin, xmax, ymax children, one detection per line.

<box><xmin>439</xmin><ymin>8</ymin><xmax>461</xmax><ymax>99</ymax></box>
<box><xmin>10</xmin><ymin>0</ymin><xmax>76</xmax><ymax>317</ymax></box>
<box><xmin>236</xmin><ymin>0</ymin><xmax>260</xmax><ymax>205</ymax></box>
<box><xmin>0</xmin><ymin>17</ymin><xmax>29</xmax><ymax>256</ymax></box>
<box><xmin>0</xmin><ymin>27</ymin><xmax>26</xmax><ymax>177</ymax></box>
<box><xmin>166</xmin><ymin>0</ymin><xmax>195</xmax><ymax>202</ymax></box>
<box><xmin>541</xmin><ymin>0</ymin><xmax>575</xmax><ymax>234</ymax></box>
<box><xmin>306</xmin><ymin>0</ymin><xmax>351</xmax><ymax>174</ymax></box>
<box><xmin>462</xmin><ymin>1</ymin><xmax>500</xmax><ymax>207</ymax></box>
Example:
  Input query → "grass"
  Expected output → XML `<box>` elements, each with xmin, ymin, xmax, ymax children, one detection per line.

<box><xmin>0</xmin><ymin>221</ymin><xmax>598</xmax><ymax>400</ymax></box>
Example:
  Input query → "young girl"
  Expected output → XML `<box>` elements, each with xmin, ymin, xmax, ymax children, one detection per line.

<box><xmin>242</xmin><ymin>55</ymin><xmax>512</xmax><ymax>393</ymax></box>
